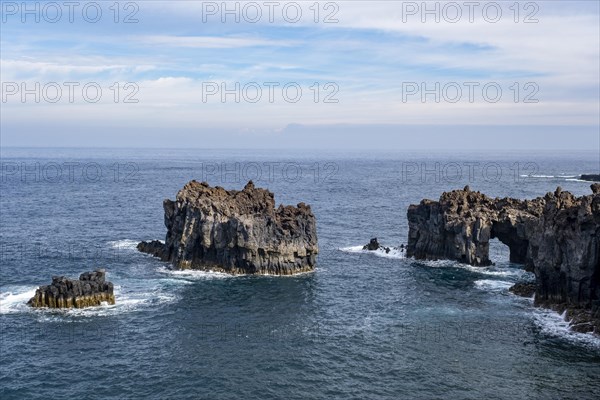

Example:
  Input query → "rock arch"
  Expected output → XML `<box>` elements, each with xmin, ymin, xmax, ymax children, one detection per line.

<box><xmin>406</xmin><ymin>184</ymin><xmax>600</xmax><ymax>333</ymax></box>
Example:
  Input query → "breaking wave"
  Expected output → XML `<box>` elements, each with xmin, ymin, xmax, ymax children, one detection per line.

<box><xmin>533</xmin><ymin>308</ymin><xmax>600</xmax><ymax>349</ymax></box>
<box><xmin>474</xmin><ymin>279</ymin><xmax>513</xmax><ymax>291</ymax></box>
<box><xmin>107</xmin><ymin>239</ymin><xmax>140</xmax><ymax>250</ymax></box>
<box><xmin>340</xmin><ymin>245</ymin><xmax>406</xmax><ymax>259</ymax></box>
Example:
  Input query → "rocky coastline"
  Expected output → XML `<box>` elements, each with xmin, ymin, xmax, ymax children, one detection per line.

<box><xmin>407</xmin><ymin>184</ymin><xmax>600</xmax><ymax>334</ymax></box>
<box><xmin>138</xmin><ymin>180</ymin><xmax>318</xmax><ymax>275</ymax></box>
<box><xmin>28</xmin><ymin>269</ymin><xmax>115</xmax><ymax>309</ymax></box>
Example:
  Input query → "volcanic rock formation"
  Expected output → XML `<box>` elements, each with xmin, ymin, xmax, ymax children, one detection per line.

<box><xmin>362</xmin><ymin>238</ymin><xmax>405</xmax><ymax>254</ymax></box>
<box><xmin>407</xmin><ymin>185</ymin><xmax>600</xmax><ymax>333</ymax></box>
<box><xmin>138</xmin><ymin>180</ymin><xmax>318</xmax><ymax>275</ymax></box>
<box><xmin>581</xmin><ymin>174</ymin><xmax>600</xmax><ymax>182</ymax></box>
<box><xmin>363</xmin><ymin>238</ymin><xmax>384</xmax><ymax>251</ymax></box>
<box><xmin>28</xmin><ymin>269</ymin><xmax>115</xmax><ymax>308</ymax></box>
<box><xmin>509</xmin><ymin>282</ymin><xmax>537</xmax><ymax>298</ymax></box>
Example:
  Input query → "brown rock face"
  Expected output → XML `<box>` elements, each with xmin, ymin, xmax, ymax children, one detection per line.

<box><xmin>138</xmin><ymin>180</ymin><xmax>318</xmax><ymax>275</ymax></box>
<box><xmin>136</xmin><ymin>240</ymin><xmax>165</xmax><ymax>258</ymax></box>
<box><xmin>28</xmin><ymin>269</ymin><xmax>115</xmax><ymax>309</ymax></box>
<box><xmin>509</xmin><ymin>282</ymin><xmax>537</xmax><ymax>298</ymax></box>
<box><xmin>407</xmin><ymin>185</ymin><xmax>600</xmax><ymax>333</ymax></box>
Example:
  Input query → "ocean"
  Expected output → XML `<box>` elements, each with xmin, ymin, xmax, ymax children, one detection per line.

<box><xmin>1</xmin><ymin>148</ymin><xmax>599</xmax><ymax>399</ymax></box>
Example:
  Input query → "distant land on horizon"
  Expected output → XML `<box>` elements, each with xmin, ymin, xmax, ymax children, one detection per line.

<box><xmin>1</xmin><ymin>124</ymin><xmax>598</xmax><ymax>151</ymax></box>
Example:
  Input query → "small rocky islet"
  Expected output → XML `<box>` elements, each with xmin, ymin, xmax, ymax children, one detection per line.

<box><xmin>362</xmin><ymin>238</ymin><xmax>405</xmax><ymax>254</ymax></box>
<box><xmin>28</xmin><ymin>269</ymin><xmax>115</xmax><ymax>309</ymax></box>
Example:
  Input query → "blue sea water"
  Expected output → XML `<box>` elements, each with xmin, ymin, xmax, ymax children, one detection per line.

<box><xmin>1</xmin><ymin>148</ymin><xmax>600</xmax><ymax>399</ymax></box>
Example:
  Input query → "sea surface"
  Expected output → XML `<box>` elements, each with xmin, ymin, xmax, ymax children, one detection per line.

<box><xmin>1</xmin><ymin>148</ymin><xmax>600</xmax><ymax>399</ymax></box>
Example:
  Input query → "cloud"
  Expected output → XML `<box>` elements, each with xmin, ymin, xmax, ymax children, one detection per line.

<box><xmin>0</xmin><ymin>59</ymin><xmax>156</xmax><ymax>80</ymax></box>
<box><xmin>0</xmin><ymin>1</ymin><xmax>597</xmax><ymax>148</ymax></box>
<box><xmin>133</xmin><ymin>35</ymin><xmax>295</xmax><ymax>49</ymax></box>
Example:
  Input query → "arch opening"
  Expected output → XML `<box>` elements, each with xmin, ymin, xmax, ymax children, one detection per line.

<box><xmin>490</xmin><ymin>220</ymin><xmax>531</xmax><ymax>267</ymax></box>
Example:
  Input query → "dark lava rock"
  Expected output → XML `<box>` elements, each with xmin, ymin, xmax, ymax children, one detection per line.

<box><xmin>138</xmin><ymin>180</ymin><xmax>318</xmax><ymax>275</ymax></box>
<box><xmin>137</xmin><ymin>240</ymin><xmax>166</xmax><ymax>259</ymax></box>
<box><xmin>509</xmin><ymin>282</ymin><xmax>536</xmax><ymax>298</ymax></box>
<box><xmin>581</xmin><ymin>174</ymin><xmax>600</xmax><ymax>182</ymax></box>
<box><xmin>362</xmin><ymin>238</ymin><xmax>403</xmax><ymax>254</ymax></box>
<box><xmin>363</xmin><ymin>238</ymin><xmax>381</xmax><ymax>251</ymax></box>
<box><xmin>407</xmin><ymin>184</ymin><xmax>600</xmax><ymax>335</ymax></box>
<box><xmin>28</xmin><ymin>269</ymin><xmax>115</xmax><ymax>309</ymax></box>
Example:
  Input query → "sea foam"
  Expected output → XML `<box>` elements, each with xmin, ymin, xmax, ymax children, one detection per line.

<box><xmin>474</xmin><ymin>279</ymin><xmax>513</xmax><ymax>291</ymax></box>
<box><xmin>533</xmin><ymin>308</ymin><xmax>600</xmax><ymax>348</ymax></box>
<box><xmin>107</xmin><ymin>239</ymin><xmax>141</xmax><ymax>250</ymax></box>
<box><xmin>340</xmin><ymin>245</ymin><xmax>406</xmax><ymax>259</ymax></box>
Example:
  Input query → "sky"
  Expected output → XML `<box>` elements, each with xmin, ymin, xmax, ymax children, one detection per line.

<box><xmin>0</xmin><ymin>0</ymin><xmax>599</xmax><ymax>149</ymax></box>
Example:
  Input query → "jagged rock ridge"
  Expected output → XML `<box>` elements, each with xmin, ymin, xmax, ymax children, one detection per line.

<box><xmin>138</xmin><ymin>180</ymin><xmax>318</xmax><ymax>275</ymax></box>
<box><xmin>28</xmin><ymin>269</ymin><xmax>115</xmax><ymax>309</ymax></box>
<box><xmin>407</xmin><ymin>184</ymin><xmax>600</xmax><ymax>333</ymax></box>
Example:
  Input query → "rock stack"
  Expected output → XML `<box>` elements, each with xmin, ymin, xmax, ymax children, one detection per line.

<box><xmin>138</xmin><ymin>180</ymin><xmax>318</xmax><ymax>275</ymax></box>
<box><xmin>28</xmin><ymin>269</ymin><xmax>115</xmax><ymax>309</ymax></box>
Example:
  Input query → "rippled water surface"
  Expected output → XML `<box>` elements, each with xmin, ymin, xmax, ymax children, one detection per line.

<box><xmin>1</xmin><ymin>148</ymin><xmax>599</xmax><ymax>399</ymax></box>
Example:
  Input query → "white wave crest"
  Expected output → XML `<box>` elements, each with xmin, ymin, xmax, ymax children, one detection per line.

<box><xmin>157</xmin><ymin>266</ymin><xmax>233</xmax><ymax>280</ymax></box>
<box><xmin>533</xmin><ymin>308</ymin><xmax>600</xmax><ymax>348</ymax></box>
<box><xmin>0</xmin><ymin>287</ymin><xmax>37</xmax><ymax>314</ymax></box>
<box><xmin>520</xmin><ymin>174</ymin><xmax>555</xmax><ymax>178</ymax></box>
<box><xmin>107</xmin><ymin>239</ymin><xmax>140</xmax><ymax>250</ymax></box>
<box><xmin>519</xmin><ymin>174</ymin><xmax>579</xmax><ymax>179</ymax></box>
<box><xmin>565</xmin><ymin>178</ymin><xmax>589</xmax><ymax>183</ymax></box>
<box><xmin>340</xmin><ymin>245</ymin><xmax>406</xmax><ymax>259</ymax></box>
<box><xmin>464</xmin><ymin>265</ymin><xmax>527</xmax><ymax>278</ymax></box>
<box><xmin>416</xmin><ymin>259</ymin><xmax>529</xmax><ymax>278</ymax></box>
<box><xmin>474</xmin><ymin>279</ymin><xmax>513</xmax><ymax>291</ymax></box>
